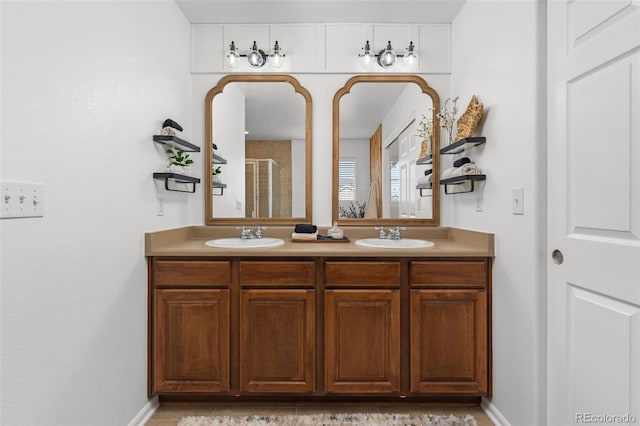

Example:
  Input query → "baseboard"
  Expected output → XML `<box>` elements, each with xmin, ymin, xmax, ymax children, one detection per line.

<box><xmin>128</xmin><ymin>396</ymin><xmax>159</xmax><ymax>426</ymax></box>
<box><xmin>481</xmin><ymin>397</ymin><xmax>511</xmax><ymax>426</ymax></box>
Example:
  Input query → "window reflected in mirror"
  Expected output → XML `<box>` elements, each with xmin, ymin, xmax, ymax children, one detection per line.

<box><xmin>333</xmin><ymin>75</ymin><xmax>441</xmax><ymax>226</ymax></box>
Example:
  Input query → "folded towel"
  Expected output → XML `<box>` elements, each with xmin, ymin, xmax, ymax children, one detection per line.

<box><xmin>453</xmin><ymin>157</ymin><xmax>471</xmax><ymax>168</ymax></box>
<box><xmin>442</xmin><ymin>163</ymin><xmax>481</xmax><ymax>179</ymax></box>
<box><xmin>418</xmin><ymin>173</ymin><xmax>433</xmax><ymax>184</ymax></box>
<box><xmin>424</xmin><ymin>169</ymin><xmax>433</xmax><ymax>176</ymax></box>
<box><xmin>291</xmin><ymin>232</ymin><xmax>318</xmax><ymax>240</ymax></box>
<box><xmin>294</xmin><ymin>224</ymin><xmax>317</xmax><ymax>233</ymax></box>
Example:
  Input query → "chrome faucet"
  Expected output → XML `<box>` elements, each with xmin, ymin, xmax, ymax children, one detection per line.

<box><xmin>236</xmin><ymin>226</ymin><xmax>267</xmax><ymax>239</ymax></box>
<box><xmin>374</xmin><ymin>226</ymin><xmax>387</xmax><ymax>239</ymax></box>
<box><xmin>374</xmin><ymin>226</ymin><xmax>407</xmax><ymax>239</ymax></box>
<box><xmin>387</xmin><ymin>226</ymin><xmax>406</xmax><ymax>240</ymax></box>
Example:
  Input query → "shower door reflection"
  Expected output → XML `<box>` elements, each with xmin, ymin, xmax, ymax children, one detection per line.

<box><xmin>245</xmin><ymin>159</ymin><xmax>283</xmax><ymax>218</ymax></box>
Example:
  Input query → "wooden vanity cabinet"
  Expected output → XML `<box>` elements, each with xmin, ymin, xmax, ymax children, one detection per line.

<box><xmin>409</xmin><ymin>260</ymin><xmax>489</xmax><ymax>395</ymax></box>
<box><xmin>153</xmin><ymin>289</ymin><xmax>230</xmax><ymax>393</ymax></box>
<box><xmin>324</xmin><ymin>290</ymin><xmax>400</xmax><ymax>393</ymax></box>
<box><xmin>151</xmin><ymin>259</ymin><xmax>231</xmax><ymax>394</ymax></box>
<box><xmin>239</xmin><ymin>260</ymin><xmax>316</xmax><ymax>393</ymax></box>
<box><xmin>323</xmin><ymin>261</ymin><xmax>401</xmax><ymax>394</ymax></box>
<box><xmin>149</xmin><ymin>257</ymin><xmax>491</xmax><ymax>399</ymax></box>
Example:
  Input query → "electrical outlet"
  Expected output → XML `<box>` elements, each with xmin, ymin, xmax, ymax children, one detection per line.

<box><xmin>475</xmin><ymin>194</ymin><xmax>483</xmax><ymax>212</ymax></box>
<box><xmin>157</xmin><ymin>198</ymin><xmax>164</xmax><ymax>216</ymax></box>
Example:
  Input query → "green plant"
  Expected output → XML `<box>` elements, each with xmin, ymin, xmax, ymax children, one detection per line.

<box><xmin>212</xmin><ymin>166</ymin><xmax>221</xmax><ymax>175</ymax></box>
<box><xmin>166</xmin><ymin>148</ymin><xmax>194</xmax><ymax>167</ymax></box>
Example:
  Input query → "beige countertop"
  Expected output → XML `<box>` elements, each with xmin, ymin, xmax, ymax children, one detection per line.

<box><xmin>145</xmin><ymin>226</ymin><xmax>494</xmax><ymax>258</ymax></box>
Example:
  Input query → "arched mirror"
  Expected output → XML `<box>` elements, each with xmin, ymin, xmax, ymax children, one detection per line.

<box><xmin>332</xmin><ymin>75</ymin><xmax>440</xmax><ymax>226</ymax></box>
<box><xmin>205</xmin><ymin>75</ymin><xmax>312</xmax><ymax>225</ymax></box>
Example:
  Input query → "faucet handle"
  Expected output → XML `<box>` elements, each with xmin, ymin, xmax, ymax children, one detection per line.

<box><xmin>373</xmin><ymin>226</ymin><xmax>387</xmax><ymax>239</ymax></box>
<box><xmin>236</xmin><ymin>225</ymin><xmax>250</xmax><ymax>238</ymax></box>
<box><xmin>388</xmin><ymin>226</ymin><xmax>406</xmax><ymax>239</ymax></box>
<box><xmin>255</xmin><ymin>226</ymin><xmax>267</xmax><ymax>238</ymax></box>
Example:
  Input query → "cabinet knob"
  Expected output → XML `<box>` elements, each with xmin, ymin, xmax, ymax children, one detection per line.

<box><xmin>552</xmin><ymin>249</ymin><xmax>564</xmax><ymax>265</ymax></box>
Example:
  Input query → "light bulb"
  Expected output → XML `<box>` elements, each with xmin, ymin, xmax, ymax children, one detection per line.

<box><xmin>359</xmin><ymin>40</ymin><xmax>374</xmax><ymax>68</ymax></box>
<box><xmin>362</xmin><ymin>53</ymin><xmax>373</xmax><ymax>67</ymax></box>
<box><xmin>269</xmin><ymin>41</ymin><xmax>284</xmax><ymax>68</ymax></box>
<box><xmin>225</xmin><ymin>41</ymin><xmax>239</xmax><ymax>68</ymax></box>
<box><xmin>403</xmin><ymin>41</ymin><xmax>417</xmax><ymax>68</ymax></box>
<box><xmin>378</xmin><ymin>41</ymin><xmax>396</xmax><ymax>67</ymax></box>
<box><xmin>247</xmin><ymin>41</ymin><xmax>265</xmax><ymax>68</ymax></box>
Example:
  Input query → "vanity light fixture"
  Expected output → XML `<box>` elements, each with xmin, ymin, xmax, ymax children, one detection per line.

<box><xmin>358</xmin><ymin>40</ymin><xmax>418</xmax><ymax>69</ymax></box>
<box><xmin>225</xmin><ymin>40</ymin><xmax>286</xmax><ymax>69</ymax></box>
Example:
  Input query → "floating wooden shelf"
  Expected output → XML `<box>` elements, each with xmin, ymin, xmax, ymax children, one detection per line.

<box><xmin>153</xmin><ymin>135</ymin><xmax>200</xmax><ymax>152</ymax></box>
<box><xmin>213</xmin><ymin>153</ymin><xmax>227</xmax><ymax>164</ymax></box>
<box><xmin>416</xmin><ymin>154</ymin><xmax>433</xmax><ymax>165</ymax></box>
<box><xmin>153</xmin><ymin>172</ymin><xmax>200</xmax><ymax>193</ymax></box>
<box><xmin>441</xmin><ymin>137</ymin><xmax>486</xmax><ymax>155</ymax></box>
<box><xmin>416</xmin><ymin>182</ymin><xmax>433</xmax><ymax>197</ymax></box>
<box><xmin>212</xmin><ymin>181</ymin><xmax>227</xmax><ymax>196</ymax></box>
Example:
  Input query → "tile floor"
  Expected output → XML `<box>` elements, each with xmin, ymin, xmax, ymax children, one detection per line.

<box><xmin>145</xmin><ymin>402</ymin><xmax>494</xmax><ymax>425</ymax></box>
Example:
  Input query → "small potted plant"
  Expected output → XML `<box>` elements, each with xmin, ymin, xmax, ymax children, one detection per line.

<box><xmin>166</xmin><ymin>148</ymin><xmax>194</xmax><ymax>175</ymax></box>
<box><xmin>212</xmin><ymin>166</ymin><xmax>222</xmax><ymax>183</ymax></box>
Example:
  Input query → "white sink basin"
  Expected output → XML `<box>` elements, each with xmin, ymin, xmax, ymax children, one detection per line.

<box><xmin>355</xmin><ymin>238</ymin><xmax>434</xmax><ymax>249</ymax></box>
<box><xmin>205</xmin><ymin>237</ymin><xmax>285</xmax><ymax>249</ymax></box>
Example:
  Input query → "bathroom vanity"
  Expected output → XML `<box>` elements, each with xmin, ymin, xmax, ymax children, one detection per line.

<box><xmin>146</xmin><ymin>226</ymin><xmax>493</xmax><ymax>402</ymax></box>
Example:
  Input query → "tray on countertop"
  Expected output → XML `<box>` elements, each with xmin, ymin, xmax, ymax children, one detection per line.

<box><xmin>291</xmin><ymin>236</ymin><xmax>350</xmax><ymax>243</ymax></box>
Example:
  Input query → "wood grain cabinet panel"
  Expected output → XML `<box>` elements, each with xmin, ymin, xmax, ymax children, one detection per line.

<box><xmin>409</xmin><ymin>261</ymin><xmax>487</xmax><ymax>288</ymax></box>
<box><xmin>410</xmin><ymin>289</ymin><xmax>487</xmax><ymax>394</ymax></box>
<box><xmin>325</xmin><ymin>290</ymin><xmax>400</xmax><ymax>393</ymax></box>
<box><xmin>240</xmin><ymin>261</ymin><xmax>315</xmax><ymax>287</ymax></box>
<box><xmin>154</xmin><ymin>260</ymin><xmax>231</xmax><ymax>287</ymax></box>
<box><xmin>325</xmin><ymin>261</ymin><xmax>400</xmax><ymax>287</ymax></box>
<box><xmin>154</xmin><ymin>289</ymin><xmax>229</xmax><ymax>393</ymax></box>
<box><xmin>241</xmin><ymin>290</ymin><xmax>315</xmax><ymax>393</ymax></box>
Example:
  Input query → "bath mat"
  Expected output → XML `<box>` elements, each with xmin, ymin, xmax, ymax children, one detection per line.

<box><xmin>177</xmin><ymin>412</ymin><xmax>478</xmax><ymax>426</ymax></box>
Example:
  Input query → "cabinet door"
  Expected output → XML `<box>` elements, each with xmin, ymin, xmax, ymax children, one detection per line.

<box><xmin>325</xmin><ymin>290</ymin><xmax>400</xmax><ymax>393</ymax></box>
<box><xmin>241</xmin><ymin>290</ymin><xmax>315</xmax><ymax>393</ymax></box>
<box><xmin>154</xmin><ymin>289</ymin><xmax>229</xmax><ymax>393</ymax></box>
<box><xmin>410</xmin><ymin>290</ymin><xmax>487</xmax><ymax>394</ymax></box>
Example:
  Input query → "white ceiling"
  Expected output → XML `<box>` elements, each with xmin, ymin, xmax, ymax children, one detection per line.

<box><xmin>175</xmin><ymin>0</ymin><xmax>466</xmax><ymax>24</ymax></box>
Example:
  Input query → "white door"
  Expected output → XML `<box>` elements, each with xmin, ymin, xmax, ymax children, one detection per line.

<box><xmin>548</xmin><ymin>1</ymin><xmax>640</xmax><ymax>425</ymax></box>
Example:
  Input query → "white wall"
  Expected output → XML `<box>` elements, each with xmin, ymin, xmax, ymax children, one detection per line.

<box><xmin>449</xmin><ymin>1</ymin><xmax>547</xmax><ymax>425</ymax></box>
<box><xmin>0</xmin><ymin>1</ymin><xmax>191</xmax><ymax>425</ymax></box>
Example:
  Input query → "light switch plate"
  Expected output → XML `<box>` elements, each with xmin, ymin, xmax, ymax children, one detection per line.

<box><xmin>1</xmin><ymin>181</ymin><xmax>44</xmax><ymax>218</ymax></box>
<box><xmin>512</xmin><ymin>186</ymin><xmax>524</xmax><ymax>215</ymax></box>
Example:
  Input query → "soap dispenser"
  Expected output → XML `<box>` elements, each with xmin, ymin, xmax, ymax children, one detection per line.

<box><xmin>327</xmin><ymin>221</ymin><xmax>344</xmax><ymax>240</ymax></box>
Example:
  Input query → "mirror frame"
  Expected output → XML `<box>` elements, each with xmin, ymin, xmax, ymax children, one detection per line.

<box><xmin>332</xmin><ymin>74</ymin><xmax>440</xmax><ymax>226</ymax></box>
<box><xmin>204</xmin><ymin>74</ymin><xmax>313</xmax><ymax>225</ymax></box>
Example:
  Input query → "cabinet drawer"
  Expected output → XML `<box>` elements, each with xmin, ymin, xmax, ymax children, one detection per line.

<box><xmin>325</xmin><ymin>261</ymin><xmax>400</xmax><ymax>287</ymax></box>
<box><xmin>154</xmin><ymin>260</ymin><xmax>231</xmax><ymax>287</ymax></box>
<box><xmin>410</xmin><ymin>260</ymin><xmax>487</xmax><ymax>288</ymax></box>
<box><xmin>240</xmin><ymin>261</ymin><xmax>315</xmax><ymax>287</ymax></box>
